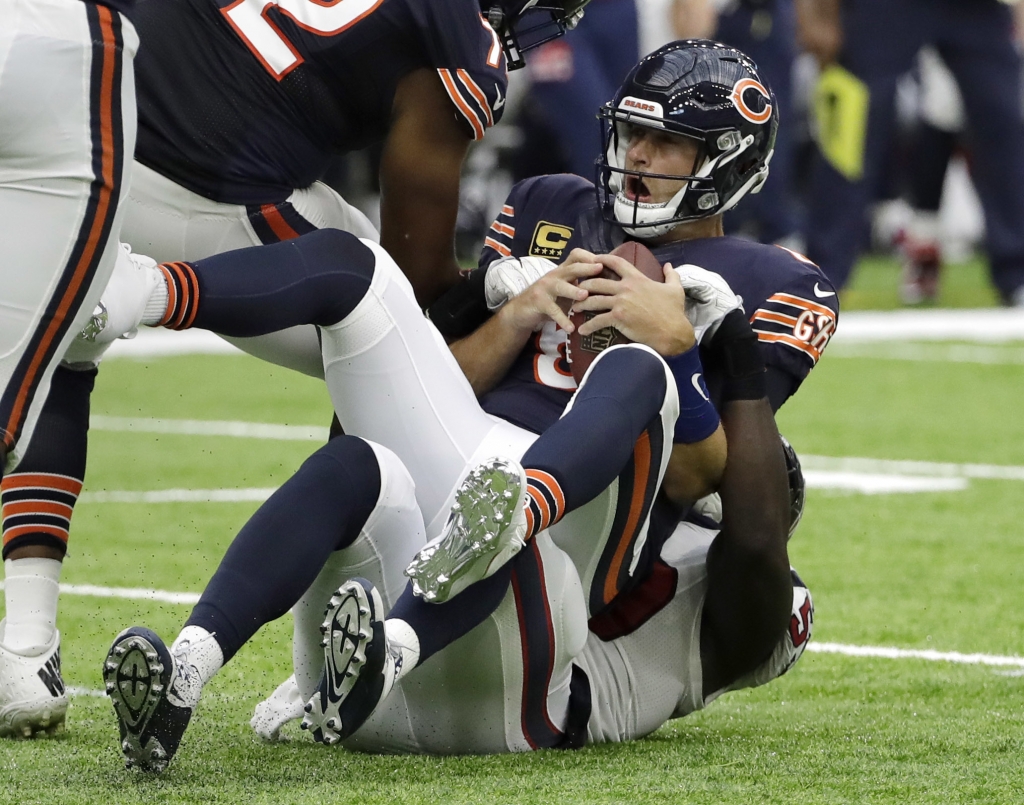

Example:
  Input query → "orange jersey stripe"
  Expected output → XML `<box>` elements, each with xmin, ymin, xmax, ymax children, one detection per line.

<box><xmin>490</xmin><ymin>222</ymin><xmax>515</xmax><ymax>238</ymax></box>
<box><xmin>438</xmin><ymin>69</ymin><xmax>485</xmax><ymax>140</ymax></box>
<box><xmin>751</xmin><ymin>309</ymin><xmax>798</xmax><ymax>327</ymax></box>
<box><xmin>501</xmin><ymin>205</ymin><xmax>514</xmax><ymax>216</ymax></box>
<box><xmin>754</xmin><ymin>330</ymin><xmax>822</xmax><ymax>362</ymax></box>
<box><xmin>3</xmin><ymin>6</ymin><xmax>119</xmax><ymax>441</ymax></box>
<box><xmin>767</xmin><ymin>293</ymin><xmax>836</xmax><ymax>319</ymax></box>
<box><xmin>603</xmin><ymin>431</ymin><xmax>651</xmax><ymax>605</ymax></box>
<box><xmin>484</xmin><ymin>236</ymin><xmax>512</xmax><ymax>257</ymax></box>
<box><xmin>1</xmin><ymin>473</ymin><xmax>83</xmax><ymax>495</ymax></box>
<box><xmin>456</xmin><ymin>68</ymin><xmax>494</xmax><ymax>128</ymax></box>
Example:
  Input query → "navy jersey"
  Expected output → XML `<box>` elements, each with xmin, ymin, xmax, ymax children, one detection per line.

<box><xmin>131</xmin><ymin>0</ymin><xmax>507</xmax><ymax>204</ymax></box>
<box><xmin>477</xmin><ymin>174</ymin><xmax>840</xmax><ymax>434</ymax></box>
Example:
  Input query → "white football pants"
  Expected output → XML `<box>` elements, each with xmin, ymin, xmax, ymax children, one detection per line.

<box><xmin>0</xmin><ymin>0</ymin><xmax>137</xmax><ymax>472</ymax></box>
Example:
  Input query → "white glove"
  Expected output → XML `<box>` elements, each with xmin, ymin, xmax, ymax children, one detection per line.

<box><xmin>671</xmin><ymin>263</ymin><xmax>744</xmax><ymax>344</ymax></box>
<box><xmin>251</xmin><ymin>674</ymin><xmax>305</xmax><ymax>742</ymax></box>
<box><xmin>484</xmin><ymin>255</ymin><xmax>558</xmax><ymax>311</ymax></box>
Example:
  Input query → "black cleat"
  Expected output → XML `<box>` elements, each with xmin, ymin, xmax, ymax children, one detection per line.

<box><xmin>103</xmin><ymin>627</ymin><xmax>193</xmax><ymax>772</ymax></box>
<box><xmin>300</xmin><ymin>578</ymin><xmax>397</xmax><ymax>746</ymax></box>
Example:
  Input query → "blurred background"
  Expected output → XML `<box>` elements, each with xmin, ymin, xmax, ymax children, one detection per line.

<box><xmin>327</xmin><ymin>0</ymin><xmax>1024</xmax><ymax>312</ymax></box>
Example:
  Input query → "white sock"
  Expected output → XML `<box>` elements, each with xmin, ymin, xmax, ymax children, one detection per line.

<box><xmin>2</xmin><ymin>558</ymin><xmax>62</xmax><ymax>656</ymax></box>
<box><xmin>385</xmin><ymin>618</ymin><xmax>420</xmax><ymax>682</ymax></box>
<box><xmin>170</xmin><ymin>625</ymin><xmax>224</xmax><ymax>708</ymax></box>
<box><xmin>140</xmin><ymin>271</ymin><xmax>169</xmax><ymax>326</ymax></box>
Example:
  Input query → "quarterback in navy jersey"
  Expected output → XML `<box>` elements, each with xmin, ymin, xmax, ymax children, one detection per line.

<box><xmin>432</xmin><ymin>40</ymin><xmax>839</xmax><ymax>436</ymax></box>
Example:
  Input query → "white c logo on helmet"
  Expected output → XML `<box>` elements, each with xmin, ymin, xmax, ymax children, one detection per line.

<box><xmin>730</xmin><ymin>78</ymin><xmax>772</xmax><ymax>124</ymax></box>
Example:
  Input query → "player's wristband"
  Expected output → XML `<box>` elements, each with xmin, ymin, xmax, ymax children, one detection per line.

<box><xmin>425</xmin><ymin>267</ymin><xmax>490</xmax><ymax>339</ymax></box>
<box><xmin>704</xmin><ymin>308</ymin><xmax>766</xmax><ymax>402</ymax></box>
<box><xmin>664</xmin><ymin>345</ymin><xmax>721</xmax><ymax>444</ymax></box>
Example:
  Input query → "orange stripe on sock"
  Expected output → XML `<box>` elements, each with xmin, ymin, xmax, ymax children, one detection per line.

<box><xmin>1</xmin><ymin>473</ymin><xmax>83</xmax><ymax>496</ymax></box>
<box><xmin>2</xmin><ymin>500</ymin><xmax>74</xmax><ymax>520</ymax></box>
<box><xmin>2</xmin><ymin>524</ymin><xmax>70</xmax><ymax>546</ymax></box>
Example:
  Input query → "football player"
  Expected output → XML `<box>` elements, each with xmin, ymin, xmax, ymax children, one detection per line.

<box><xmin>100</xmin><ymin>230</ymin><xmax>809</xmax><ymax>765</ymax></box>
<box><xmin>89</xmin><ymin>39</ymin><xmax>833</xmax><ymax>741</ymax></box>
<box><xmin>431</xmin><ymin>38</ymin><xmax>840</xmax><ymax>417</ymax></box>
<box><xmin>0</xmin><ymin>0</ymin><xmax>143</xmax><ymax>737</ymax></box>
<box><xmin>0</xmin><ymin>0</ymin><xmax>588</xmax><ymax>733</ymax></box>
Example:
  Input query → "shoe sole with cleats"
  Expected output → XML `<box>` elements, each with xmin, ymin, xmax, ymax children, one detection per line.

<box><xmin>405</xmin><ymin>457</ymin><xmax>526</xmax><ymax>603</ymax></box>
<box><xmin>103</xmin><ymin>627</ymin><xmax>175</xmax><ymax>772</ymax></box>
<box><xmin>301</xmin><ymin>579</ymin><xmax>386</xmax><ymax>746</ymax></box>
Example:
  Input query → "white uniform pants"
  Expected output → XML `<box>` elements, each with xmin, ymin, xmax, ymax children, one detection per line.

<box><xmin>0</xmin><ymin>0</ymin><xmax>137</xmax><ymax>472</ymax></box>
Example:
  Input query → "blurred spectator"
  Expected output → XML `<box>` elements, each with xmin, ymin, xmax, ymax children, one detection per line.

<box><xmin>712</xmin><ymin>0</ymin><xmax>803</xmax><ymax>247</ymax></box>
<box><xmin>797</xmin><ymin>0</ymin><xmax>1024</xmax><ymax>306</ymax></box>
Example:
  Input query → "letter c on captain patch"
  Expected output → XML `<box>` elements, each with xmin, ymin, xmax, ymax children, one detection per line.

<box><xmin>731</xmin><ymin>78</ymin><xmax>773</xmax><ymax>124</ymax></box>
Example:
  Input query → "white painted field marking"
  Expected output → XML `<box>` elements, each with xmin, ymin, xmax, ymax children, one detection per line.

<box><xmin>828</xmin><ymin>342</ymin><xmax>1024</xmax><ymax>365</ymax></box>
<box><xmin>802</xmin><ymin>455</ymin><xmax>1024</xmax><ymax>482</ymax></box>
<box><xmin>808</xmin><ymin>642</ymin><xmax>1024</xmax><ymax>669</ymax></box>
<box><xmin>0</xmin><ymin>582</ymin><xmax>202</xmax><ymax>605</ymax></box>
<box><xmin>832</xmin><ymin>309</ymin><xmax>1024</xmax><ymax>343</ymax></box>
<box><xmin>804</xmin><ymin>471</ymin><xmax>968</xmax><ymax>494</ymax></box>
<box><xmin>81</xmin><ymin>488</ymin><xmax>275</xmax><ymax>504</ymax></box>
<box><xmin>90</xmin><ymin>415</ymin><xmax>329</xmax><ymax>442</ymax></box>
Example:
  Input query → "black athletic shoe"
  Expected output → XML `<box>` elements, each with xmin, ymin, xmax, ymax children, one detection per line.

<box><xmin>103</xmin><ymin>627</ymin><xmax>193</xmax><ymax>772</ymax></box>
<box><xmin>300</xmin><ymin>578</ymin><xmax>397</xmax><ymax>745</ymax></box>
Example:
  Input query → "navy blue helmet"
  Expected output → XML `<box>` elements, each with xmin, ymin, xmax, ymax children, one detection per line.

<box><xmin>597</xmin><ymin>39</ymin><xmax>778</xmax><ymax>237</ymax></box>
<box><xmin>482</xmin><ymin>0</ymin><xmax>589</xmax><ymax>69</ymax></box>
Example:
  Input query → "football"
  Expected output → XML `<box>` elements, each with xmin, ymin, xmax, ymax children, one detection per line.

<box><xmin>566</xmin><ymin>241</ymin><xmax>665</xmax><ymax>385</ymax></box>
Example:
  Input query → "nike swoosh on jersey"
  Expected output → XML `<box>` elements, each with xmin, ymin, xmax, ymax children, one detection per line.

<box><xmin>691</xmin><ymin>373</ymin><xmax>710</xmax><ymax>402</ymax></box>
<box><xmin>813</xmin><ymin>283</ymin><xmax>836</xmax><ymax>298</ymax></box>
<box><xmin>493</xmin><ymin>85</ymin><xmax>505</xmax><ymax>110</ymax></box>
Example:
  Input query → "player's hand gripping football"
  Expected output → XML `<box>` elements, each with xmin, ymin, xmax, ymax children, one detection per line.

<box><xmin>501</xmin><ymin>249</ymin><xmax>603</xmax><ymax>333</ymax></box>
<box><xmin>571</xmin><ymin>254</ymin><xmax>695</xmax><ymax>357</ymax></box>
<box><xmin>672</xmin><ymin>263</ymin><xmax>743</xmax><ymax>344</ymax></box>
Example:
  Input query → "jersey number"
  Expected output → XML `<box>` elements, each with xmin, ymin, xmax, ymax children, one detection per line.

<box><xmin>789</xmin><ymin>596</ymin><xmax>812</xmax><ymax>648</ymax></box>
<box><xmin>222</xmin><ymin>0</ymin><xmax>384</xmax><ymax>79</ymax></box>
<box><xmin>533</xmin><ymin>323</ymin><xmax>576</xmax><ymax>390</ymax></box>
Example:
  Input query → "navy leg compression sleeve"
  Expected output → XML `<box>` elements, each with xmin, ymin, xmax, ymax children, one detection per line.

<box><xmin>185</xmin><ymin>436</ymin><xmax>381</xmax><ymax>662</ymax></box>
<box><xmin>162</xmin><ymin>229</ymin><xmax>376</xmax><ymax>336</ymax></box>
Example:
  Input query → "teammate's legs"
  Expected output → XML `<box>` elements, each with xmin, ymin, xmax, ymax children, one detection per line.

<box><xmin>104</xmin><ymin>435</ymin><xmax>425</xmax><ymax>769</ymax></box>
<box><xmin>121</xmin><ymin>164</ymin><xmax>379</xmax><ymax>377</ymax></box>
<box><xmin>0</xmin><ymin>0</ymin><xmax>136</xmax><ymax>737</ymax></box>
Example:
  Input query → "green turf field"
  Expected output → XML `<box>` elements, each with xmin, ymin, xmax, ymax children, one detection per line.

<box><xmin>2</xmin><ymin>256</ymin><xmax>1023</xmax><ymax>804</ymax></box>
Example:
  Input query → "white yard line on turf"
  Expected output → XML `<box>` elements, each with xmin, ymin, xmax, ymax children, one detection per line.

<box><xmin>90</xmin><ymin>415</ymin><xmax>330</xmax><ymax>442</ymax></box>
<box><xmin>81</xmin><ymin>488</ymin><xmax>276</xmax><ymax>504</ymax></box>
<box><xmin>828</xmin><ymin>342</ymin><xmax>1024</xmax><ymax>365</ymax></box>
<box><xmin>802</xmin><ymin>455</ymin><xmax>1024</xmax><ymax>482</ymax></box>
<box><xmin>804</xmin><ymin>471</ymin><xmax>967</xmax><ymax>494</ymax></box>
<box><xmin>807</xmin><ymin>642</ymin><xmax>1024</xmax><ymax>668</ymax></box>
